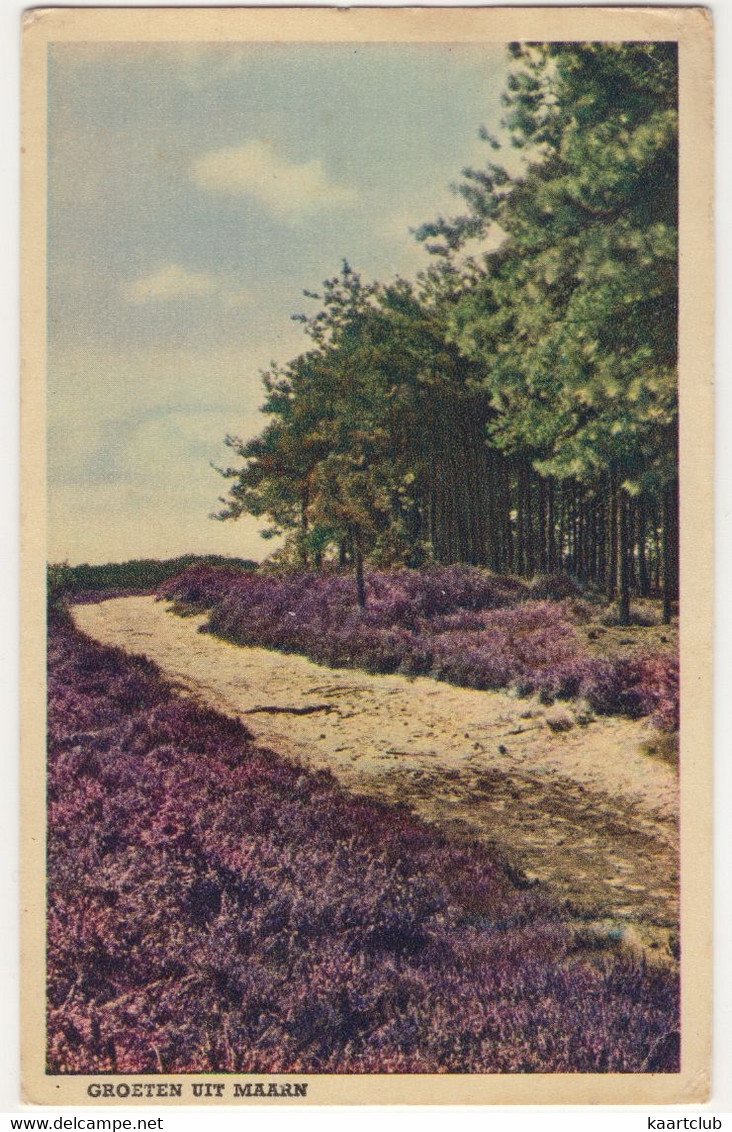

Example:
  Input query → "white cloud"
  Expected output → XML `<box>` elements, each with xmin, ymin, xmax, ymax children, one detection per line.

<box><xmin>126</xmin><ymin>264</ymin><xmax>218</xmax><ymax>304</ymax></box>
<box><xmin>190</xmin><ymin>139</ymin><xmax>355</xmax><ymax>221</ymax></box>
<box><xmin>46</xmin><ymin>345</ymin><xmax>287</xmax><ymax>565</ymax></box>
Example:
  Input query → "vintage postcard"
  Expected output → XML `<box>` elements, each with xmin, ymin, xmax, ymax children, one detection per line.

<box><xmin>21</xmin><ymin>6</ymin><xmax>713</xmax><ymax>1106</ymax></box>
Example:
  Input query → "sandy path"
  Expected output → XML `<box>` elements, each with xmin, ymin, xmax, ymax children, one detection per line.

<box><xmin>73</xmin><ymin>596</ymin><xmax>679</xmax><ymax>957</ymax></box>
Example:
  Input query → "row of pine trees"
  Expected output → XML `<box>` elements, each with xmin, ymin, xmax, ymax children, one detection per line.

<box><xmin>216</xmin><ymin>42</ymin><xmax>679</xmax><ymax>622</ymax></box>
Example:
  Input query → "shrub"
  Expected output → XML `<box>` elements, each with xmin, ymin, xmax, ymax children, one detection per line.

<box><xmin>156</xmin><ymin>565</ymin><xmax>679</xmax><ymax>730</ymax></box>
<box><xmin>47</xmin><ymin>562</ymin><xmax>74</xmax><ymax>614</ymax></box>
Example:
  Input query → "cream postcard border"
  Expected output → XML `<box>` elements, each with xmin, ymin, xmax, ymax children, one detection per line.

<box><xmin>20</xmin><ymin>6</ymin><xmax>714</xmax><ymax>1106</ymax></box>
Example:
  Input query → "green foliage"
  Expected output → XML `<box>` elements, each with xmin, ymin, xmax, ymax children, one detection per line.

<box><xmin>216</xmin><ymin>263</ymin><xmax>488</xmax><ymax>568</ymax></box>
<box><xmin>440</xmin><ymin>42</ymin><xmax>678</xmax><ymax>492</ymax></box>
<box><xmin>216</xmin><ymin>44</ymin><xmax>678</xmax><ymax>609</ymax></box>
<box><xmin>47</xmin><ymin>562</ymin><xmax>74</xmax><ymax>614</ymax></box>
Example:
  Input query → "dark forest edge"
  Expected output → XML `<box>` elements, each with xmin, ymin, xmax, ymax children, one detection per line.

<box><xmin>47</xmin><ymin>613</ymin><xmax>679</xmax><ymax>1074</ymax></box>
<box><xmin>47</xmin><ymin>555</ymin><xmax>257</xmax><ymax>607</ymax></box>
<box><xmin>214</xmin><ymin>44</ymin><xmax>679</xmax><ymax>625</ymax></box>
<box><xmin>158</xmin><ymin>562</ymin><xmax>678</xmax><ymax>733</ymax></box>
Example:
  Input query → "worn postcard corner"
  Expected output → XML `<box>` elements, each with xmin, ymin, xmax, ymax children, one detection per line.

<box><xmin>21</xmin><ymin>5</ymin><xmax>714</xmax><ymax>1108</ymax></box>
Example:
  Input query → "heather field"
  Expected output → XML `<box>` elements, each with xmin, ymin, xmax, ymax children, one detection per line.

<box><xmin>159</xmin><ymin>564</ymin><xmax>679</xmax><ymax>732</ymax></box>
<box><xmin>48</xmin><ymin>614</ymin><xmax>679</xmax><ymax>1075</ymax></box>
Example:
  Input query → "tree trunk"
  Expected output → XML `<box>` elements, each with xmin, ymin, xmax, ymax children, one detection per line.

<box><xmin>537</xmin><ymin>476</ymin><xmax>547</xmax><ymax>573</ymax></box>
<box><xmin>597</xmin><ymin>497</ymin><xmax>606</xmax><ymax>593</ymax></box>
<box><xmin>547</xmin><ymin>480</ymin><xmax>557</xmax><ymax>571</ymax></box>
<box><xmin>515</xmin><ymin>462</ymin><xmax>524</xmax><ymax>575</ymax></box>
<box><xmin>524</xmin><ymin>462</ymin><xmax>536</xmax><ymax>577</ymax></box>
<box><xmin>663</xmin><ymin>478</ymin><xmax>679</xmax><ymax>624</ymax></box>
<box><xmin>350</xmin><ymin>526</ymin><xmax>366</xmax><ymax>610</ymax></box>
<box><xmin>628</xmin><ymin>497</ymin><xmax>638</xmax><ymax>592</ymax></box>
<box><xmin>618</xmin><ymin>491</ymin><xmax>631</xmax><ymax>625</ymax></box>
<box><xmin>587</xmin><ymin>497</ymin><xmax>596</xmax><ymax>586</ymax></box>
<box><xmin>637</xmin><ymin>495</ymin><xmax>650</xmax><ymax>597</ymax></box>
<box><xmin>503</xmin><ymin>463</ymin><xmax>513</xmax><ymax>574</ymax></box>
<box><xmin>607</xmin><ymin>471</ymin><xmax>618</xmax><ymax>600</ymax></box>
<box><xmin>355</xmin><ymin>554</ymin><xmax>366</xmax><ymax>609</ymax></box>
<box><xmin>558</xmin><ymin>485</ymin><xmax>567</xmax><ymax>571</ymax></box>
<box><xmin>577</xmin><ymin>491</ymin><xmax>586</xmax><ymax>582</ymax></box>
<box><xmin>572</xmin><ymin>484</ymin><xmax>580</xmax><ymax>577</ymax></box>
<box><xmin>300</xmin><ymin>484</ymin><xmax>310</xmax><ymax>568</ymax></box>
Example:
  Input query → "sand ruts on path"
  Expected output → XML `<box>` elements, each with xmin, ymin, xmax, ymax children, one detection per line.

<box><xmin>73</xmin><ymin>595</ymin><xmax>679</xmax><ymax>960</ymax></box>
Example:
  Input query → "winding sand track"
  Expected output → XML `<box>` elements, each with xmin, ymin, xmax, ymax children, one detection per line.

<box><xmin>73</xmin><ymin>596</ymin><xmax>679</xmax><ymax>956</ymax></box>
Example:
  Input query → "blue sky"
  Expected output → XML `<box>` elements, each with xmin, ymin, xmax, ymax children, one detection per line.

<box><xmin>48</xmin><ymin>42</ymin><xmax>510</xmax><ymax>564</ymax></box>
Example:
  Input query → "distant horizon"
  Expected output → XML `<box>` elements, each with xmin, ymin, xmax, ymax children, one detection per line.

<box><xmin>47</xmin><ymin>42</ymin><xmax>509</xmax><ymax>565</ymax></box>
<box><xmin>48</xmin><ymin>550</ymin><xmax>264</xmax><ymax>569</ymax></box>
